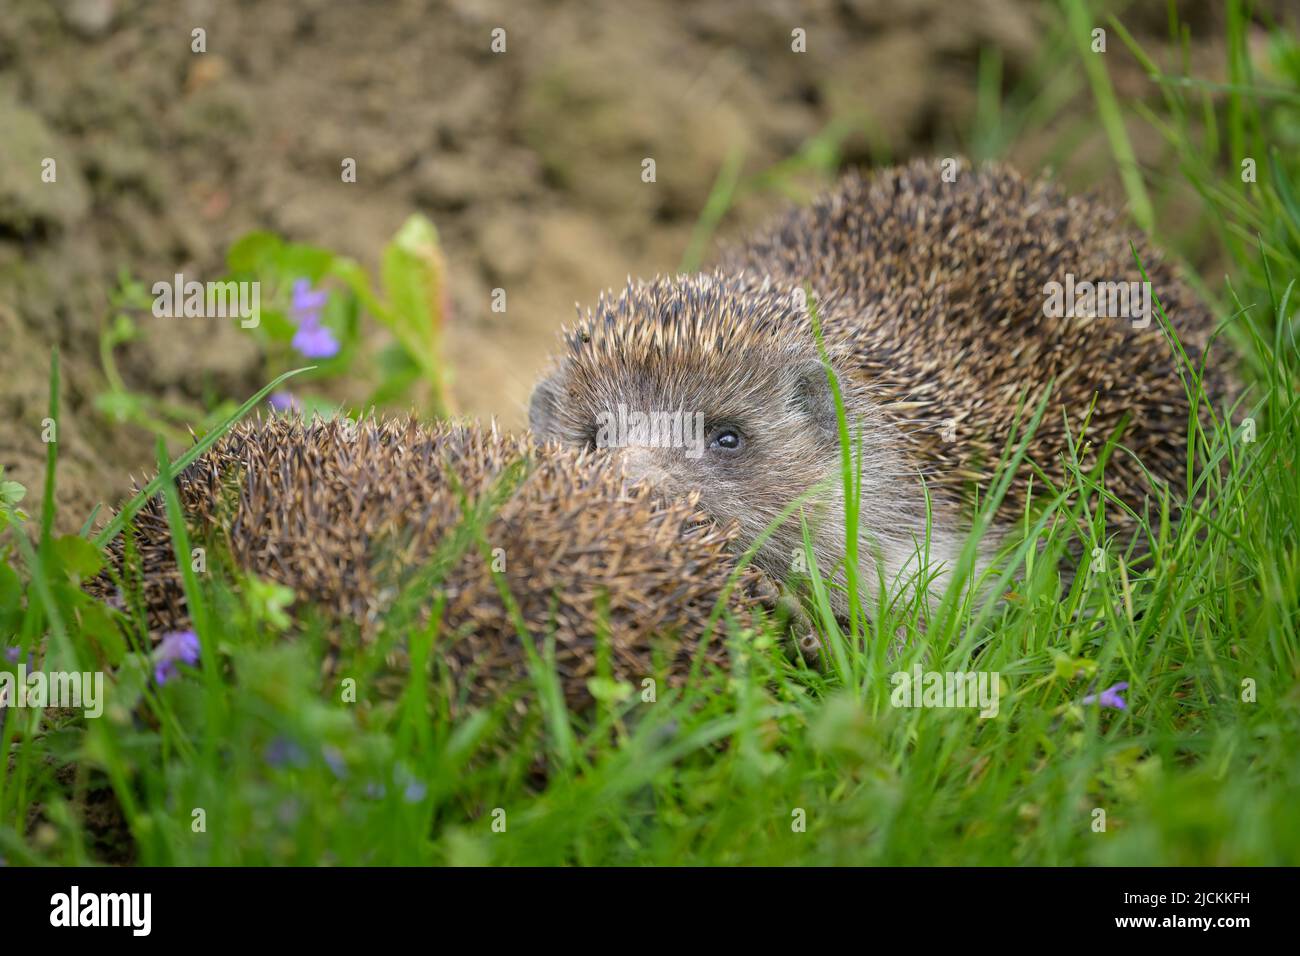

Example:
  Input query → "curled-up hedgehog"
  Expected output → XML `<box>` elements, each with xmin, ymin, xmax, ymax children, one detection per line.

<box><xmin>89</xmin><ymin>416</ymin><xmax>776</xmax><ymax>713</ymax></box>
<box><xmin>529</xmin><ymin>159</ymin><xmax>1232</xmax><ymax>617</ymax></box>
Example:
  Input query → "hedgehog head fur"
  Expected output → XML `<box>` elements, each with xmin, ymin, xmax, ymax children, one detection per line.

<box><xmin>528</xmin><ymin>272</ymin><xmax>929</xmax><ymax>614</ymax></box>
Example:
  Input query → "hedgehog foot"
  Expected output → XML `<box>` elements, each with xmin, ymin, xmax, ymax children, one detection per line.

<box><xmin>750</xmin><ymin>572</ymin><xmax>821</xmax><ymax>667</ymax></box>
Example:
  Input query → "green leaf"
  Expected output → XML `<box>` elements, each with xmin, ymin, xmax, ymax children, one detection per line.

<box><xmin>276</xmin><ymin>243</ymin><xmax>335</xmax><ymax>282</ymax></box>
<box><xmin>98</xmin><ymin>653</ymin><xmax>150</xmax><ymax>725</ymax></box>
<box><xmin>1051</xmin><ymin>650</ymin><xmax>1076</xmax><ymax>680</ymax></box>
<box><xmin>586</xmin><ymin>676</ymin><xmax>634</xmax><ymax>704</ymax></box>
<box><xmin>252</xmin><ymin>306</ymin><xmax>296</xmax><ymax>343</ymax></box>
<box><xmin>367</xmin><ymin>343</ymin><xmax>422</xmax><ymax>406</ymax></box>
<box><xmin>0</xmin><ymin>561</ymin><xmax>20</xmax><ymax>604</ymax></box>
<box><xmin>0</xmin><ymin>562</ymin><xmax>23</xmax><ymax>635</ymax></box>
<box><xmin>53</xmin><ymin>534</ymin><xmax>104</xmax><ymax>579</ymax></box>
<box><xmin>108</xmin><ymin>312</ymin><xmax>138</xmax><ymax>344</ymax></box>
<box><xmin>377</xmin><ymin>214</ymin><xmax>450</xmax><ymax>415</ymax></box>
<box><xmin>93</xmin><ymin>390</ymin><xmax>145</xmax><ymax>423</ymax></box>
<box><xmin>241</xmin><ymin>575</ymin><xmax>296</xmax><ymax>633</ymax></box>
<box><xmin>0</xmin><ymin>473</ymin><xmax>26</xmax><ymax>507</ymax></box>
<box><xmin>0</xmin><ymin>469</ymin><xmax>29</xmax><ymax>533</ymax></box>
<box><xmin>79</xmin><ymin>601</ymin><xmax>127</xmax><ymax>666</ymax></box>
<box><xmin>381</xmin><ymin>214</ymin><xmax>446</xmax><ymax>366</ymax></box>
<box><xmin>226</xmin><ymin>231</ymin><xmax>285</xmax><ymax>274</ymax></box>
<box><xmin>1052</xmin><ymin>650</ymin><xmax>1097</xmax><ymax>680</ymax></box>
<box><xmin>329</xmin><ymin>258</ymin><xmax>382</xmax><ymax>314</ymax></box>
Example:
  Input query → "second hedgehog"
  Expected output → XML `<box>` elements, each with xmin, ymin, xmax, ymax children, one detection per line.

<box><xmin>90</xmin><ymin>416</ymin><xmax>771</xmax><ymax>713</ymax></box>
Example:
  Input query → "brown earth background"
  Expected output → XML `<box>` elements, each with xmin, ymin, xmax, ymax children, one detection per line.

<box><xmin>0</xmin><ymin>0</ymin><xmax>1267</xmax><ymax>531</ymax></box>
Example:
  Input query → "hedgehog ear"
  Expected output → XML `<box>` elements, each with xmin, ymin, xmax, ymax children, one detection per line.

<box><xmin>791</xmin><ymin>358</ymin><xmax>839</xmax><ymax>432</ymax></box>
<box><xmin>528</xmin><ymin>374</ymin><xmax>562</xmax><ymax>437</ymax></box>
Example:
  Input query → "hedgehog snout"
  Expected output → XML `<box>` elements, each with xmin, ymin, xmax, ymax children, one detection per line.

<box><xmin>614</xmin><ymin>445</ymin><xmax>674</xmax><ymax>489</ymax></box>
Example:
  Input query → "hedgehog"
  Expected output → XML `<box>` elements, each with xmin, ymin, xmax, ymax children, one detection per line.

<box><xmin>89</xmin><ymin>416</ymin><xmax>776</xmax><ymax>714</ymax></box>
<box><xmin>528</xmin><ymin>159</ymin><xmax>1231</xmax><ymax>617</ymax></box>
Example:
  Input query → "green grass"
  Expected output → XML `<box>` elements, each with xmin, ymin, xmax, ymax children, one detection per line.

<box><xmin>1</xmin><ymin>4</ymin><xmax>1298</xmax><ymax>865</ymax></box>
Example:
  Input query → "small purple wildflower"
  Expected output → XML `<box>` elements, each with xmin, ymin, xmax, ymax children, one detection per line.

<box><xmin>268</xmin><ymin>390</ymin><xmax>301</xmax><ymax>413</ymax></box>
<box><xmin>322</xmin><ymin>745</ymin><xmax>348</xmax><ymax>780</ymax></box>
<box><xmin>3</xmin><ymin>646</ymin><xmax>19</xmax><ymax>665</ymax></box>
<box><xmin>288</xmin><ymin>279</ymin><xmax>339</xmax><ymax>359</ymax></box>
<box><xmin>154</xmin><ymin>629</ymin><xmax>200</xmax><ymax>685</ymax></box>
<box><xmin>292</xmin><ymin>321</ymin><xmax>340</xmax><ymax>359</ymax></box>
<box><xmin>392</xmin><ymin>763</ymin><xmax>427</xmax><ymax>803</ymax></box>
<box><xmin>265</xmin><ymin>736</ymin><xmax>309</xmax><ymax>769</ymax></box>
<box><xmin>403</xmin><ymin>780</ymin><xmax>428</xmax><ymax>804</ymax></box>
<box><xmin>290</xmin><ymin>279</ymin><xmax>328</xmax><ymax>317</ymax></box>
<box><xmin>1081</xmin><ymin>681</ymin><xmax>1129</xmax><ymax>710</ymax></box>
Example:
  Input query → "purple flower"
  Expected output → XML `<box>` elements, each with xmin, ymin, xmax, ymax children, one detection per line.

<box><xmin>403</xmin><ymin>780</ymin><xmax>427</xmax><ymax>804</ymax></box>
<box><xmin>288</xmin><ymin>279</ymin><xmax>338</xmax><ymax>359</ymax></box>
<box><xmin>154</xmin><ymin>629</ymin><xmax>200</xmax><ymax>685</ymax></box>
<box><xmin>3</xmin><ymin>646</ymin><xmax>20</xmax><ymax>665</ymax></box>
<box><xmin>1081</xmin><ymin>681</ymin><xmax>1129</xmax><ymax>710</ymax></box>
<box><xmin>265</xmin><ymin>736</ymin><xmax>308</xmax><ymax>769</ymax></box>
<box><xmin>291</xmin><ymin>321</ymin><xmax>340</xmax><ymax>359</ymax></box>
<box><xmin>322</xmin><ymin>745</ymin><xmax>348</xmax><ymax>780</ymax></box>
<box><xmin>290</xmin><ymin>279</ymin><xmax>328</xmax><ymax>317</ymax></box>
<box><xmin>268</xmin><ymin>390</ymin><xmax>301</xmax><ymax>413</ymax></box>
<box><xmin>391</xmin><ymin>763</ymin><xmax>427</xmax><ymax>803</ymax></box>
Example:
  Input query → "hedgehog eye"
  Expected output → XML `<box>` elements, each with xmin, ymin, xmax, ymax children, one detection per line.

<box><xmin>709</xmin><ymin>428</ymin><xmax>744</xmax><ymax>453</ymax></box>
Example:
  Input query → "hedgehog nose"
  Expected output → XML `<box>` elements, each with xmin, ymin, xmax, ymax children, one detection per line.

<box><xmin>617</xmin><ymin>446</ymin><xmax>670</xmax><ymax>488</ymax></box>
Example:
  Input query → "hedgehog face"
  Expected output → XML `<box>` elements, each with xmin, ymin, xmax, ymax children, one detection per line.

<box><xmin>531</xmin><ymin>350</ymin><xmax>843</xmax><ymax>581</ymax></box>
<box><xmin>529</xmin><ymin>276</ymin><xmax>966</xmax><ymax>614</ymax></box>
<box><xmin>527</xmin><ymin>276</ymin><xmax>878</xmax><ymax>590</ymax></box>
